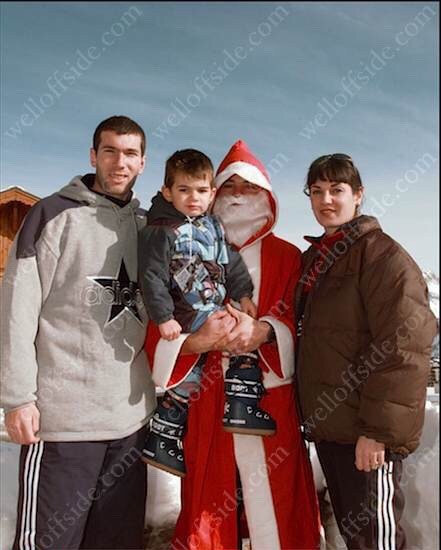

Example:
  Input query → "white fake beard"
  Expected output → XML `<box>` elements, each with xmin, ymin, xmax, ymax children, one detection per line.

<box><xmin>212</xmin><ymin>191</ymin><xmax>273</xmax><ymax>247</ymax></box>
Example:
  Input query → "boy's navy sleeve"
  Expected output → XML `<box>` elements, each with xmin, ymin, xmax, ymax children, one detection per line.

<box><xmin>225</xmin><ymin>245</ymin><xmax>254</xmax><ymax>301</ymax></box>
<box><xmin>138</xmin><ymin>225</ymin><xmax>176</xmax><ymax>325</ymax></box>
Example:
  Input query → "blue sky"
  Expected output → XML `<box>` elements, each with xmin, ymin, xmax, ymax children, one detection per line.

<box><xmin>1</xmin><ymin>2</ymin><xmax>439</xmax><ymax>272</ymax></box>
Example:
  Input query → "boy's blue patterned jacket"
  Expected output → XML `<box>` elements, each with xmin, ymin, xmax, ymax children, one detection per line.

<box><xmin>138</xmin><ymin>192</ymin><xmax>253</xmax><ymax>332</ymax></box>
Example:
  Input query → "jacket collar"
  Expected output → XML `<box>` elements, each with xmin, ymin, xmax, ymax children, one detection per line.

<box><xmin>303</xmin><ymin>215</ymin><xmax>381</xmax><ymax>247</ymax></box>
<box><xmin>147</xmin><ymin>191</ymin><xmax>206</xmax><ymax>225</ymax></box>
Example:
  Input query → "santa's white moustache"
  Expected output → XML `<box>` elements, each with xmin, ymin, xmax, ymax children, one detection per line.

<box><xmin>212</xmin><ymin>192</ymin><xmax>273</xmax><ymax>247</ymax></box>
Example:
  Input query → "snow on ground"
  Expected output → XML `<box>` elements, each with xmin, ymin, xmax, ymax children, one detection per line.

<box><xmin>1</xmin><ymin>399</ymin><xmax>438</xmax><ymax>550</ymax></box>
<box><xmin>400</xmin><ymin>397</ymin><xmax>439</xmax><ymax>550</ymax></box>
<box><xmin>146</xmin><ymin>467</ymin><xmax>180</xmax><ymax>528</ymax></box>
<box><xmin>0</xmin><ymin>439</ymin><xmax>20</xmax><ymax>550</ymax></box>
<box><xmin>424</xmin><ymin>271</ymin><xmax>439</xmax><ymax>320</ymax></box>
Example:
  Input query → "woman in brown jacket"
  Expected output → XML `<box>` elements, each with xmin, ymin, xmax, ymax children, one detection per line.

<box><xmin>295</xmin><ymin>154</ymin><xmax>437</xmax><ymax>550</ymax></box>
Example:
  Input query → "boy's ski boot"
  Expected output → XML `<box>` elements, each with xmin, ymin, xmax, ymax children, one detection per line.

<box><xmin>222</xmin><ymin>353</ymin><xmax>276</xmax><ymax>436</ymax></box>
<box><xmin>142</xmin><ymin>393</ymin><xmax>188</xmax><ymax>477</ymax></box>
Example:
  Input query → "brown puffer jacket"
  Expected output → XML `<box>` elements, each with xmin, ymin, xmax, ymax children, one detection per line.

<box><xmin>295</xmin><ymin>215</ymin><xmax>437</xmax><ymax>457</ymax></box>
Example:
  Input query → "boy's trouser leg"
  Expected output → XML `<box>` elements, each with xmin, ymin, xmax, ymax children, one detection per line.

<box><xmin>142</xmin><ymin>355</ymin><xmax>206</xmax><ymax>476</ymax></box>
<box><xmin>316</xmin><ymin>441</ymin><xmax>406</xmax><ymax>550</ymax></box>
<box><xmin>12</xmin><ymin>426</ymin><xmax>147</xmax><ymax>550</ymax></box>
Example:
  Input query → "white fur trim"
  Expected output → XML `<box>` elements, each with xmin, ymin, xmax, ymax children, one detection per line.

<box><xmin>240</xmin><ymin>242</ymin><xmax>262</xmax><ymax>303</ymax></box>
<box><xmin>239</xmin><ymin>194</ymin><xmax>279</xmax><ymax>252</ymax></box>
<box><xmin>214</xmin><ymin>162</ymin><xmax>272</xmax><ymax>191</ymax></box>
<box><xmin>152</xmin><ymin>334</ymin><xmax>200</xmax><ymax>389</ymax></box>
<box><xmin>259</xmin><ymin>317</ymin><xmax>294</xmax><ymax>389</ymax></box>
<box><xmin>233</xmin><ymin>434</ymin><xmax>281</xmax><ymax>550</ymax></box>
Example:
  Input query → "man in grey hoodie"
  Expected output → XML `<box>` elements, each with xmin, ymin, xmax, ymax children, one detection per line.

<box><xmin>1</xmin><ymin>116</ymin><xmax>157</xmax><ymax>549</ymax></box>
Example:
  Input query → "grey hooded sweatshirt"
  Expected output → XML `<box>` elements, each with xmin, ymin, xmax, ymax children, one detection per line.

<box><xmin>0</xmin><ymin>176</ymin><xmax>156</xmax><ymax>441</ymax></box>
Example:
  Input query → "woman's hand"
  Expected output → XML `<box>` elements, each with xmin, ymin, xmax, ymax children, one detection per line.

<box><xmin>355</xmin><ymin>435</ymin><xmax>385</xmax><ymax>472</ymax></box>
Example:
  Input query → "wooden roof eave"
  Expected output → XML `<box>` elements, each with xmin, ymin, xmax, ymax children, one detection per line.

<box><xmin>0</xmin><ymin>187</ymin><xmax>40</xmax><ymax>207</ymax></box>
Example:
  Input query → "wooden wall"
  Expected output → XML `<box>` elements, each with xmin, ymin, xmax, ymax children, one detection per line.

<box><xmin>0</xmin><ymin>189</ymin><xmax>39</xmax><ymax>279</ymax></box>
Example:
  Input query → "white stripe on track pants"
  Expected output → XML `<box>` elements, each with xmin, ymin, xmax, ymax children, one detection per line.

<box><xmin>12</xmin><ymin>425</ymin><xmax>147</xmax><ymax>550</ymax></box>
<box><xmin>316</xmin><ymin>441</ymin><xmax>406</xmax><ymax>550</ymax></box>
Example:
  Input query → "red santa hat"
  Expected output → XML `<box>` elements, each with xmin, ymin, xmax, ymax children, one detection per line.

<box><xmin>214</xmin><ymin>140</ymin><xmax>272</xmax><ymax>191</ymax></box>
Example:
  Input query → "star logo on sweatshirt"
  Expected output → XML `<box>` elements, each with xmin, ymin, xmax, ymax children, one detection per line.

<box><xmin>89</xmin><ymin>259</ymin><xmax>143</xmax><ymax>325</ymax></box>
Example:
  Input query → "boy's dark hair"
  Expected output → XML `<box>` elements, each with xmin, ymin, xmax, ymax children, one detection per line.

<box><xmin>304</xmin><ymin>154</ymin><xmax>363</xmax><ymax>195</ymax></box>
<box><xmin>164</xmin><ymin>149</ymin><xmax>214</xmax><ymax>188</ymax></box>
<box><xmin>93</xmin><ymin>116</ymin><xmax>146</xmax><ymax>155</ymax></box>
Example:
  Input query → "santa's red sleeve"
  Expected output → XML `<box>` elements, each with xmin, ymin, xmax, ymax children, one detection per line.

<box><xmin>256</xmin><ymin>237</ymin><xmax>302</xmax><ymax>386</ymax></box>
<box><xmin>145</xmin><ymin>322</ymin><xmax>201</xmax><ymax>389</ymax></box>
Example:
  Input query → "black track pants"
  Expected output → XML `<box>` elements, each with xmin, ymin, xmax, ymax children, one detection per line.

<box><xmin>12</xmin><ymin>425</ymin><xmax>147</xmax><ymax>550</ymax></box>
<box><xmin>316</xmin><ymin>441</ymin><xmax>406</xmax><ymax>550</ymax></box>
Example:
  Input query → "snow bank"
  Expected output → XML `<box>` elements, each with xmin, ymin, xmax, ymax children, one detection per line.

<box><xmin>400</xmin><ymin>398</ymin><xmax>439</xmax><ymax>549</ymax></box>
<box><xmin>1</xmin><ymin>400</ymin><xmax>438</xmax><ymax>549</ymax></box>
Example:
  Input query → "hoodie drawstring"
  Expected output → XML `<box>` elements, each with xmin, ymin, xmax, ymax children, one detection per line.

<box><xmin>186</xmin><ymin>215</ymin><xmax>194</xmax><ymax>264</ymax></box>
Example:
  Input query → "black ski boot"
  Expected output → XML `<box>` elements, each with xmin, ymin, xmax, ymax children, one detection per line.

<box><xmin>223</xmin><ymin>354</ymin><xmax>276</xmax><ymax>436</ymax></box>
<box><xmin>141</xmin><ymin>394</ymin><xmax>188</xmax><ymax>477</ymax></box>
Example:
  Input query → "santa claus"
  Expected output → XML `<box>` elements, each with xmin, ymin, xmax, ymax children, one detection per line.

<box><xmin>145</xmin><ymin>140</ymin><xmax>320</xmax><ymax>550</ymax></box>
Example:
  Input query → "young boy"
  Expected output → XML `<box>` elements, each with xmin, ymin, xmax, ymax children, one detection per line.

<box><xmin>138</xmin><ymin>149</ymin><xmax>276</xmax><ymax>476</ymax></box>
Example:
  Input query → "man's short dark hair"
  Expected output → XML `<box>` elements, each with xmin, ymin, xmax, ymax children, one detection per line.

<box><xmin>93</xmin><ymin>116</ymin><xmax>146</xmax><ymax>155</ymax></box>
<box><xmin>164</xmin><ymin>149</ymin><xmax>214</xmax><ymax>189</ymax></box>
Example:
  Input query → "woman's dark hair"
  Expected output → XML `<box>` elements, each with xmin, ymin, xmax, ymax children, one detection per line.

<box><xmin>304</xmin><ymin>154</ymin><xmax>363</xmax><ymax>196</ymax></box>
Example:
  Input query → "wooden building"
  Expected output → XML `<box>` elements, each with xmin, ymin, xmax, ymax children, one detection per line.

<box><xmin>0</xmin><ymin>186</ymin><xmax>39</xmax><ymax>279</ymax></box>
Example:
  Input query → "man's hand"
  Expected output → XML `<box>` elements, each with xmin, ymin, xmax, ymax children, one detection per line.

<box><xmin>220</xmin><ymin>304</ymin><xmax>272</xmax><ymax>354</ymax></box>
<box><xmin>355</xmin><ymin>435</ymin><xmax>385</xmax><ymax>472</ymax></box>
<box><xmin>181</xmin><ymin>309</ymin><xmax>237</xmax><ymax>354</ymax></box>
<box><xmin>5</xmin><ymin>403</ymin><xmax>40</xmax><ymax>445</ymax></box>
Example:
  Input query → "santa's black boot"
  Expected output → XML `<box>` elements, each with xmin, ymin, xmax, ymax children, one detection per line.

<box><xmin>141</xmin><ymin>394</ymin><xmax>188</xmax><ymax>477</ymax></box>
<box><xmin>222</xmin><ymin>354</ymin><xmax>276</xmax><ymax>436</ymax></box>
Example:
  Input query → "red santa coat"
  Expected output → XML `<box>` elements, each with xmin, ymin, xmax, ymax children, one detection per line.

<box><xmin>145</xmin><ymin>232</ymin><xmax>320</xmax><ymax>549</ymax></box>
<box><xmin>145</xmin><ymin>140</ymin><xmax>319</xmax><ymax>549</ymax></box>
